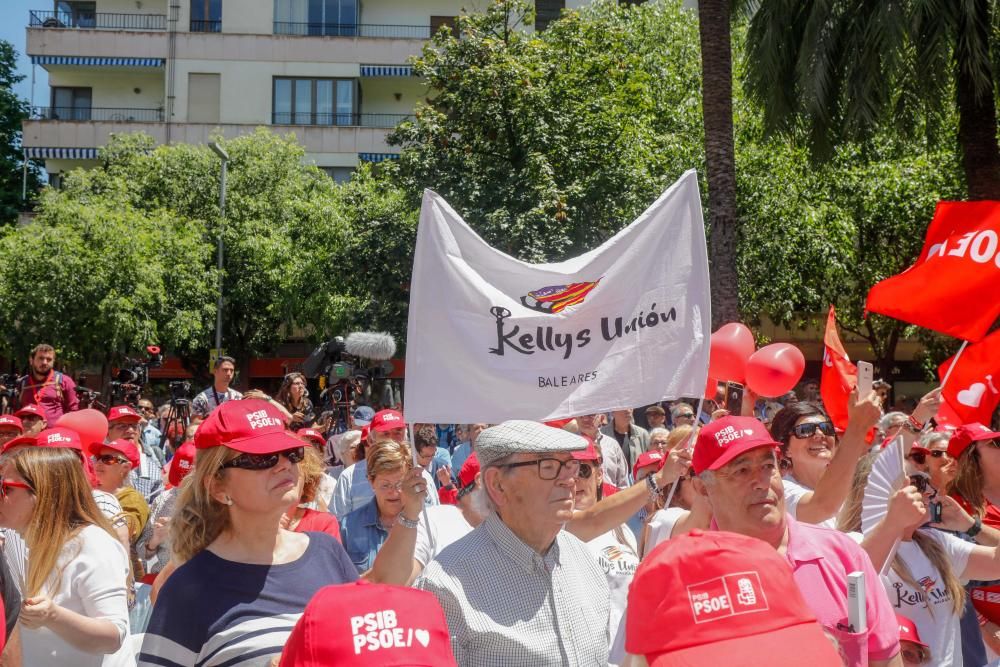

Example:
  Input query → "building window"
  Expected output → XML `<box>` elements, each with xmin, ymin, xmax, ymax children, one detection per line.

<box><xmin>534</xmin><ymin>0</ymin><xmax>564</xmax><ymax>31</ymax></box>
<box><xmin>321</xmin><ymin>166</ymin><xmax>354</xmax><ymax>183</ymax></box>
<box><xmin>191</xmin><ymin>0</ymin><xmax>221</xmax><ymax>32</ymax></box>
<box><xmin>50</xmin><ymin>87</ymin><xmax>92</xmax><ymax>120</ymax></box>
<box><xmin>273</xmin><ymin>77</ymin><xmax>356</xmax><ymax>125</ymax></box>
<box><xmin>55</xmin><ymin>1</ymin><xmax>96</xmax><ymax>28</ymax></box>
<box><xmin>274</xmin><ymin>0</ymin><xmax>357</xmax><ymax>36</ymax></box>
<box><xmin>430</xmin><ymin>15</ymin><xmax>458</xmax><ymax>36</ymax></box>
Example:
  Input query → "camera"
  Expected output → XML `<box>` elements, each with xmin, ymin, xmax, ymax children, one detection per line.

<box><xmin>0</xmin><ymin>373</ymin><xmax>19</xmax><ymax>403</ymax></box>
<box><xmin>110</xmin><ymin>345</ymin><xmax>163</xmax><ymax>406</ymax></box>
<box><xmin>169</xmin><ymin>380</ymin><xmax>191</xmax><ymax>401</ymax></box>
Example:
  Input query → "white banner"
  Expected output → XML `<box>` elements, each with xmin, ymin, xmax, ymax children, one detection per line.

<box><xmin>405</xmin><ymin>169</ymin><xmax>711</xmax><ymax>423</ymax></box>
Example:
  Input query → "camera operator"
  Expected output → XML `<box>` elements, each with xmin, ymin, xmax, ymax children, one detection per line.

<box><xmin>191</xmin><ymin>356</ymin><xmax>243</xmax><ymax>419</ymax></box>
<box><xmin>16</xmin><ymin>343</ymin><xmax>79</xmax><ymax>422</ymax></box>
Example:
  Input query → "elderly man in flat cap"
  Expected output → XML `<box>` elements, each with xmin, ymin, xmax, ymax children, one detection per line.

<box><xmin>416</xmin><ymin>420</ymin><xmax>610</xmax><ymax>666</ymax></box>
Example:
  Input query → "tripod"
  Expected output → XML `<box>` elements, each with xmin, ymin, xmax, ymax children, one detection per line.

<box><xmin>159</xmin><ymin>398</ymin><xmax>191</xmax><ymax>455</ymax></box>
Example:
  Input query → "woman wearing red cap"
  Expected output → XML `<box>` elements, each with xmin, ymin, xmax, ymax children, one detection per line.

<box><xmin>0</xmin><ymin>447</ymin><xmax>133</xmax><ymax>666</ymax></box>
<box><xmin>138</xmin><ymin>399</ymin><xmax>357</xmax><ymax>667</ymax></box>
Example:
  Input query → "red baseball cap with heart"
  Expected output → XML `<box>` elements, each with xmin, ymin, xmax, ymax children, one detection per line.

<box><xmin>36</xmin><ymin>427</ymin><xmax>83</xmax><ymax>450</ymax></box>
<box><xmin>14</xmin><ymin>404</ymin><xmax>44</xmax><ymax>420</ymax></box>
<box><xmin>1</xmin><ymin>435</ymin><xmax>37</xmax><ymax>455</ymax></box>
<box><xmin>92</xmin><ymin>439</ymin><xmax>140</xmax><ymax>469</ymax></box>
<box><xmin>370</xmin><ymin>410</ymin><xmax>404</xmax><ymax>433</ymax></box>
<box><xmin>627</xmin><ymin>530</ymin><xmax>843</xmax><ymax>666</ymax></box>
<box><xmin>0</xmin><ymin>415</ymin><xmax>23</xmax><ymax>433</ymax></box>
<box><xmin>635</xmin><ymin>450</ymin><xmax>666</xmax><ymax>473</ymax></box>
<box><xmin>948</xmin><ymin>423</ymin><xmax>1000</xmax><ymax>459</ymax></box>
<box><xmin>168</xmin><ymin>441</ymin><xmax>196</xmax><ymax>487</ymax></box>
<box><xmin>297</xmin><ymin>428</ymin><xmax>326</xmax><ymax>449</ymax></box>
<box><xmin>194</xmin><ymin>399</ymin><xmax>303</xmax><ymax>454</ymax></box>
<box><xmin>896</xmin><ymin>613</ymin><xmax>928</xmax><ymax>649</ymax></box>
<box><xmin>692</xmin><ymin>416</ymin><xmax>780</xmax><ymax>475</ymax></box>
<box><xmin>108</xmin><ymin>405</ymin><xmax>143</xmax><ymax>424</ymax></box>
<box><xmin>279</xmin><ymin>581</ymin><xmax>457</xmax><ymax>667</ymax></box>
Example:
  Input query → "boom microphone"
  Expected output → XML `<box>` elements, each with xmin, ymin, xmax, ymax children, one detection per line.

<box><xmin>344</xmin><ymin>332</ymin><xmax>397</xmax><ymax>361</ymax></box>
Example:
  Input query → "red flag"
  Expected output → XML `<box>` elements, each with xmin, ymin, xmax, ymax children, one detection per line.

<box><xmin>865</xmin><ymin>201</ymin><xmax>1000</xmax><ymax>342</ymax></box>
<box><xmin>938</xmin><ymin>329</ymin><xmax>1000</xmax><ymax>425</ymax></box>
<box><xmin>820</xmin><ymin>305</ymin><xmax>858</xmax><ymax>430</ymax></box>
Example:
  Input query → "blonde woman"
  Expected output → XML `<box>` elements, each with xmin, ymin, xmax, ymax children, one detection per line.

<box><xmin>0</xmin><ymin>447</ymin><xmax>132</xmax><ymax>666</ymax></box>
<box><xmin>138</xmin><ymin>400</ymin><xmax>357</xmax><ymax>667</ymax></box>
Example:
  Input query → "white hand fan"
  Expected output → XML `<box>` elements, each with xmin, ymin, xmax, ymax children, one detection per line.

<box><xmin>861</xmin><ymin>436</ymin><xmax>907</xmax><ymax>534</ymax></box>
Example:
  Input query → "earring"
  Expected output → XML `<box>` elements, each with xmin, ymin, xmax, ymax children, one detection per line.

<box><xmin>224</xmin><ymin>496</ymin><xmax>233</xmax><ymax>506</ymax></box>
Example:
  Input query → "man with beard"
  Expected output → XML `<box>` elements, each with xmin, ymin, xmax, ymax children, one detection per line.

<box><xmin>690</xmin><ymin>416</ymin><xmax>902</xmax><ymax>667</ymax></box>
<box><xmin>16</xmin><ymin>343</ymin><xmax>79</xmax><ymax>422</ymax></box>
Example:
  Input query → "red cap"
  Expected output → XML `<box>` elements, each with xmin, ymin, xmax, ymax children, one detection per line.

<box><xmin>571</xmin><ymin>434</ymin><xmax>600</xmax><ymax>461</ymax></box>
<box><xmin>972</xmin><ymin>585</ymin><xmax>1000</xmax><ymax>626</ymax></box>
<box><xmin>457</xmin><ymin>452</ymin><xmax>480</xmax><ymax>489</ymax></box>
<box><xmin>36</xmin><ymin>427</ymin><xmax>83</xmax><ymax>450</ymax></box>
<box><xmin>168</xmin><ymin>441</ymin><xmax>196</xmax><ymax>487</ymax></box>
<box><xmin>371</xmin><ymin>410</ymin><xmax>404</xmax><ymax>433</ymax></box>
<box><xmin>194</xmin><ymin>399</ymin><xmax>302</xmax><ymax>454</ymax></box>
<box><xmin>13</xmin><ymin>404</ymin><xmax>44</xmax><ymax>420</ymax></box>
<box><xmin>0</xmin><ymin>415</ymin><xmax>23</xmax><ymax>433</ymax></box>
<box><xmin>948</xmin><ymin>423</ymin><xmax>1000</xmax><ymax>459</ymax></box>
<box><xmin>544</xmin><ymin>418</ymin><xmax>574</xmax><ymax>429</ymax></box>
<box><xmin>297</xmin><ymin>428</ymin><xmax>326</xmax><ymax>449</ymax></box>
<box><xmin>626</xmin><ymin>530</ymin><xmax>843</xmax><ymax>666</ymax></box>
<box><xmin>360</xmin><ymin>425</ymin><xmax>371</xmax><ymax>443</ymax></box>
<box><xmin>92</xmin><ymin>439</ymin><xmax>140</xmax><ymax>469</ymax></box>
<box><xmin>692</xmin><ymin>416</ymin><xmax>779</xmax><ymax>475</ymax></box>
<box><xmin>108</xmin><ymin>405</ymin><xmax>143</xmax><ymax>423</ymax></box>
<box><xmin>635</xmin><ymin>450</ymin><xmax>666</xmax><ymax>473</ymax></box>
<box><xmin>279</xmin><ymin>581</ymin><xmax>457</xmax><ymax>667</ymax></box>
<box><xmin>1</xmin><ymin>435</ymin><xmax>37</xmax><ymax>455</ymax></box>
<box><xmin>896</xmin><ymin>613</ymin><xmax>928</xmax><ymax>649</ymax></box>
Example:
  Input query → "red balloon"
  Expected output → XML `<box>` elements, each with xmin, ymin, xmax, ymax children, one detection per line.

<box><xmin>708</xmin><ymin>323</ymin><xmax>756</xmax><ymax>382</ymax></box>
<box><xmin>745</xmin><ymin>343</ymin><xmax>806</xmax><ymax>398</ymax></box>
<box><xmin>56</xmin><ymin>409</ymin><xmax>109</xmax><ymax>448</ymax></box>
<box><xmin>704</xmin><ymin>376</ymin><xmax>722</xmax><ymax>401</ymax></box>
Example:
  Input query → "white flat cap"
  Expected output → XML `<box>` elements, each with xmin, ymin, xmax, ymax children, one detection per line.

<box><xmin>476</xmin><ymin>420</ymin><xmax>588</xmax><ymax>469</ymax></box>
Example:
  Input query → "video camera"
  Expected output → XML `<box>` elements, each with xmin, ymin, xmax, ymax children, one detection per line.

<box><xmin>168</xmin><ymin>380</ymin><xmax>191</xmax><ymax>401</ymax></box>
<box><xmin>109</xmin><ymin>345</ymin><xmax>163</xmax><ymax>406</ymax></box>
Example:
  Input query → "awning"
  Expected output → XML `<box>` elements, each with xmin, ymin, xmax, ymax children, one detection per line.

<box><xmin>24</xmin><ymin>147</ymin><xmax>99</xmax><ymax>159</ymax></box>
<box><xmin>30</xmin><ymin>56</ymin><xmax>165</xmax><ymax>67</ymax></box>
<box><xmin>359</xmin><ymin>152</ymin><xmax>399</xmax><ymax>163</ymax></box>
<box><xmin>360</xmin><ymin>65</ymin><xmax>413</xmax><ymax>77</ymax></box>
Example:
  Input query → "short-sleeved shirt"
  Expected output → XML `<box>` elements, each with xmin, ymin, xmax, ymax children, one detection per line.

<box><xmin>191</xmin><ymin>386</ymin><xmax>243</xmax><ymax>419</ymax></box>
<box><xmin>782</xmin><ymin>474</ymin><xmax>840</xmax><ymax>529</ymax></box>
<box><xmin>339</xmin><ymin>497</ymin><xmax>388</xmax><ymax>573</ymax></box>
<box><xmin>416</xmin><ymin>513</ymin><xmax>610</xmax><ymax>666</ymax></box>
<box><xmin>138</xmin><ymin>532</ymin><xmax>357</xmax><ymax>667</ymax></box>
<box><xmin>782</xmin><ymin>514</ymin><xmax>900</xmax><ymax>666</ymax></box>
<box><xmin>17</xmin><ymin>370</ymin><xmax>78</xmax><ymax>423</ymax></box>
<box><xmin>414</xmin><ymin>504</ymin><xmax>473</xmax><ymax>567</ymax></box>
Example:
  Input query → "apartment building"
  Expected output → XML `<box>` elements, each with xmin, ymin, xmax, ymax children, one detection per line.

<box><xmin>21</xmin><ymin>0</ymin><xmax>595</xmax><ymax>184</ymax></box>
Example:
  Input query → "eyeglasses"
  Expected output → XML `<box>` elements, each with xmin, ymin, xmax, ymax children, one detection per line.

<box><xmin>93</xmin><ymin>454</ymin><xmax>130</xmax><ymax>466</ymax></box>
<box><xmin>578</xmin><ymin>462</ymin><xmax>596</xmax><ymax>479</ymax></box>
<box><xmin>900</xmin><ymin>646</ymin><xmax>930</xmax><ymax>665</ymax></box>
<box><xmin>375</xmin><ymin>480</ymin><xmax>404</xmax><ymax>493</ymax></box>
<box><xmin>500</xmin><ymin>457</ymin><xmax>581</xmax><ymax>480</ymax></box>
<box><xmin>220</xmin><ymin>447</ymin><xmax>305</xmax><ymax>471</ymax></box>
<box><xmin>0</xmin><ymin>479</ymin><xmax>34</xmax><ymax>499</ymax></box>
<box><xmin>981</xmin><ymin>439</ymin><xmax>1000</xmax><ymax>450</ymax></box>
<box><xmin>675</xmin><ymin>413</ymin><xmax>695</xmax><ymax>420</ymax></box>
<box><xmin>792</xmin><ymin>421</ymin><xmax>836</xmax><ymax>438</ymax></box>
<box><xmin>909</xmin><ymin>450</ymin><xmax>951</xmax><ymax>465</ymax></box>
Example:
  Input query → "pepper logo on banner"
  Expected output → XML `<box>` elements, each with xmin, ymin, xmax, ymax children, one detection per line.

<box><xmin>520</xmin><ymin>280</ymin><xmax>602</xmax><ymax>314</ymax></box>
<box><xmin>405</xmin><ymin>169</ymin><xmax>711</xmax><ymax>424</ymax></box>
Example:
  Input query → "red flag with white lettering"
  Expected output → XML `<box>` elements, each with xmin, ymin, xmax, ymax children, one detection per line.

<box><xmin>865</xmin><ymin>201</ymin><xmax>1000</xmax><ymax>342</ymax></box>
<box><xmin>820</xmin><ymin>305</ymin><xmax>857</xmax><ymax>430</ymax></box>
<box><xmin>938</xmin><ymin>329</ymin><xmax>1000</xmax><ymax>425</ymax></box>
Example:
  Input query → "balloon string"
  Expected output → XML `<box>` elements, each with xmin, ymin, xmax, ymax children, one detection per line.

<box><xmin>664</xmin><ymin>396</ymin><xmax>704</xmax><ymax>508</ymax></box>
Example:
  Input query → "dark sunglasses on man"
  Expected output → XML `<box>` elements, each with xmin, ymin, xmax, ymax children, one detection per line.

<box><xmin>792</xmin><ymin>421</ymin><xmax>836</xmax><ymax>438</ymax></box>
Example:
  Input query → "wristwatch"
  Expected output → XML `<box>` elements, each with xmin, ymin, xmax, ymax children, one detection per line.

<box><xmin>397</xmin><ymin>513</ymin><xmax>420</xmax><ymax>530</ymax></box>
<box><xmin>968</xmin><ymin>515</ymin><xmax>983</xmax><ymax>538</ymax></box>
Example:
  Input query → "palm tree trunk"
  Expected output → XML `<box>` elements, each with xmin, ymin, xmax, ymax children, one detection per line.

<box><xmin>955</xmin><ymin>0</ymin><xmax>1000</xmax><ymax>200</ymax></box>
<box><xmin>699</xmin><ymin>0</ymin><xmax>740</xmax><ymax>328</ymax></box>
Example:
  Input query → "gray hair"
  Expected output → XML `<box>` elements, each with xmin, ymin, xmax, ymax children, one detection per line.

<box><xmin>878</xmin><ymin>411</ymin><xmax>907</xmax><ymax>433</ymax></box>
<box><xmin>480</xmin><ymin>453</ymin><xmax>516</xmax><ymax>514</ymax></box>
<box><xmin>670</xmin><ymin>404</ymin><xmax>692</xmax><ymax>419</ymax></box>
<box><xmin>331</xmin><ymin>430</ymin><xmax>361</xmax><ymax>462</ymax></box>
<box><xmin>649</xmin><ymin>427</ymin><xmax>670</xmax><ymax>441</ymax></box>
<box><xmin>918</xmin><ymin>429</ymin><xmax>951</xmax><ymax>449</ymax></box>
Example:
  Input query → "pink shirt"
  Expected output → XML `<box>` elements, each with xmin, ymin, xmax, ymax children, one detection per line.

<box><xmin>783</xmin><ymin>514</ymin><xmax>899</xmax><ymax>666</ymax></box>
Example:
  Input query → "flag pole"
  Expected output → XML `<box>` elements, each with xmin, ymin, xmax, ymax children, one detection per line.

<box><xmin>939</xmin><ymin>340</ymin><xmax>969</xmax><ymax>391</ymax></box>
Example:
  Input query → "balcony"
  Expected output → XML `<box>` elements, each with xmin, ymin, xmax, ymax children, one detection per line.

<box><xmin>273</xmin><ymin>22</ymin><xmax>431</xmax><ymax>39</ymax></box>
<box><xmin>29</xmin><ymin>10</ymin><xmax>166</xmax><ymax>31</ymax></box>
<box><xmin>271</xmin><ymin>112</ymin><xmax>411</xmax><ymax>128</ymax></box>
<box><xmin>33</xmin><ymin>106</ymin><xmax>165</xmax><ymax>122</ymax></box>
<box><xmin>190</xmin><ymin>19</ymin><xmax>222</xmax><ymax>33</ymax></box>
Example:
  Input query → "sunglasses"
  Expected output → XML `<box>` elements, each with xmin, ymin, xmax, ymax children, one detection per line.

<box><xmin>93</xmin><ymin>454</ymin><xmax>130</xmax><ymax>466</ymax></box>
<box><xmin>900</xmin><ymin>646</ymin><xmax>929</xmax><ymax>665</ymax></box>
<box><xmin>578</xmin><ymin>462</ymin><xmax>596</xmax><ymax>479</ymax></box>
<box><xmin>675</xmin><ymin>413</ymin><xmax>695</xmax><ymax>420</ymax></box>
<box><xmin>220</xmin><ymin>447</ymin><xmax>305</xmax><ymax>471</ymax></box>
<box><xmin>0</xmin><ymin>479</ymin><xmax>33</xmax><ymax>499</ymax></box>
<box><xmin>792</xmin><ymin>421</ymin><xmax>836</xmax><ymax>438</ymax></box>
<box><xmin>909</xmin><ymin>450</ymin><xmax>950</xmax><ymax>465</ymax></box>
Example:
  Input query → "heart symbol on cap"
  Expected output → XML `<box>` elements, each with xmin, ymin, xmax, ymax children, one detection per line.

<box><xmin>415</xmin><ymin>629</ymin><xmax>430</xmax><ymax>648</ymax></box>
<box><xmin>958</xmin><ymin>383</ymin><xmax>987</xmax><ymax>408</ymax></box>
<box><xmin>742</xmin><ymin>429</ymin><xmax>754</xmax><ymax>437</ymax></box>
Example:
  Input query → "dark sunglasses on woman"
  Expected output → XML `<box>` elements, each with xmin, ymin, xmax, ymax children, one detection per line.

<box><xmin>220</xmin><ymin>447</ymin><xmax>305</xmax><ymax>471</ymax></box>
<box><xmin>792</xmin><ymin>421</ymin><xmax>836</xmax><ymax>438</ymax></box>
<box><xmin>909</xmin><ymin>450</ymin><xmax>950</xmax><ymax>465</ymax></box>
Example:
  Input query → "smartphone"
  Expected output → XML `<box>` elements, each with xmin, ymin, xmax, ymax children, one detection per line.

<box><xmin>857</xmin><ymin>361</ymin><xmax>874</xmax><ymax>397</ymax></box>
<box><xmin>929</xmin><ymin>501</ymin><xmax>943</xmax><ymax>524</ymax></box>
<box><xmin>725</xmin><ymin>382</ymin><xmax>744</xmax><ymax>415</ymax></box>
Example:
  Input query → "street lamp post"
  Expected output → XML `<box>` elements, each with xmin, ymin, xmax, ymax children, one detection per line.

<box><xmin>209</xmin><ymin>141</ymin><xmax>229</xmax><ymax>354</ymax></box>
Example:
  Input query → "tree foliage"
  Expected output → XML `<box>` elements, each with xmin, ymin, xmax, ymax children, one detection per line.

<box><xmin>0</xmin><ymin>41</ymin><xmax>42</xmax><ymax>224</ymax></box>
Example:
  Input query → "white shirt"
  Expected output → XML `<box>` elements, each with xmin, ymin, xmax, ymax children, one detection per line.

<box><xmin>415</xmin><ymin>505</ymin><xmax>474</xmax><ymax>567</ymax></box>
<box><xmin>586</xmin><ymin>527</ymin><xmax>639</xmax><ymax>667</ymax></box>
<box><xmin>22</xmin><ymin>524</ymin><xmax>134</xmax><ymax>667</ymax></box>
<box><xmin>880</xmin><ymin>530</ymin><xmax>974</xmax><ymax>667</ymax></box>
<box><xmin>782</xmin><ymin>474</ymin><xmax>839</xmax><ymax>529</ymax></box>
<box><xmin>644</xmin><ymin>507</ymin><xmax>688</xmax><ymax>554</ymax></box>
<box><xmin>595</xmin><ymin>432</ymin><xmax>629</xmax><ymax>488</ymax></box>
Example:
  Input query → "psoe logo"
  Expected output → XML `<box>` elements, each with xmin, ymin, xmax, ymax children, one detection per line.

<box><xmin>520</xmin><ymin>279</ymin><xmax>602</xmax><ymax>315</ymax></box>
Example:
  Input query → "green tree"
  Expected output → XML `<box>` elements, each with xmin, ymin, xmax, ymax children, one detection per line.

<box><xmin>0</xmin><ymin>41</ymin><xmax>42</xmax><ymax>224</ymax></box>
<box><xmin>742</xmin><ymin>0</ymin><xmax>999</xmax><ymax>199</ymax></box>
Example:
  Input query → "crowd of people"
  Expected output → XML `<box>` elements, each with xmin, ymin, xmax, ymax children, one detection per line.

<box><xmin>0</xmin><ymin>342</ymin><xmax>997</xmax><ymax>666</ymax></box>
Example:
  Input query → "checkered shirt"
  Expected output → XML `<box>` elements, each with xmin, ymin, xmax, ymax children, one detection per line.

<box><xmin>417</xmin><ymin>513</ymin><xmax>610</xmax><ymax>666</ymax></box>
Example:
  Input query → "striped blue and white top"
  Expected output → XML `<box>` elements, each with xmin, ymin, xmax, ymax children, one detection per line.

<box><xmin>137</xmin><ymin>532</ymin><xmax>357</xmax><ymax>667</ymax></box>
